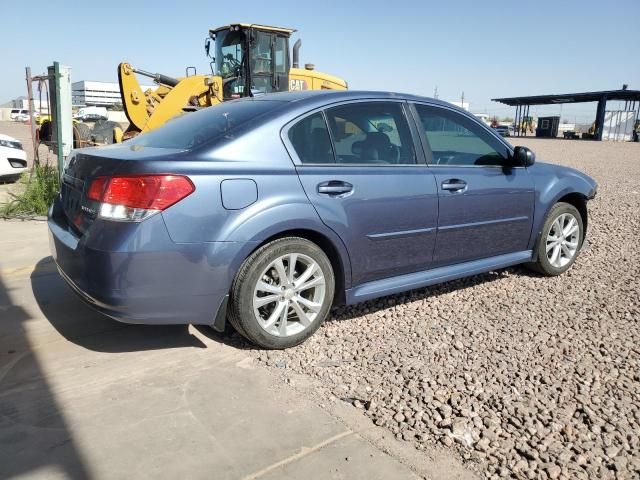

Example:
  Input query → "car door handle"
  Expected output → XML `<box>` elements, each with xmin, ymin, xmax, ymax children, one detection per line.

<box><xmin>441</xmin><ymin>179</ymin><xmax>467</xmax><ymax>192</ymax></box>
<box><xmin>317</xmin><ymin>181</ymin><xmax>353</xmax><ymax>195</ymax></box>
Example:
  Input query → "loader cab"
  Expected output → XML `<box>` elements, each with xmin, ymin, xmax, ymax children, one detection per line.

<box><xmin>209</xmin><ymin>24</ymin><xmax>293</xmax><ymax>100</ymax></box>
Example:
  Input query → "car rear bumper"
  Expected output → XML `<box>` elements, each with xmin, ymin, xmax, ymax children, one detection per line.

<box><xmin>48</xmin><ymin>195</ymin><xmax>245</xmax><ymax>326</ymax></box>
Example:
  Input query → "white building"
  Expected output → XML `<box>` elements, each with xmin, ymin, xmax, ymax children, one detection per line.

<box><xmin>2</xmin><ymin>96</ymin><xmax>50</xmax><ymax>113</ymax></box>
<box><xmin>72</xmin><ymin>80</ymin><xmax>154</xmax><ymax>107</ymax></box>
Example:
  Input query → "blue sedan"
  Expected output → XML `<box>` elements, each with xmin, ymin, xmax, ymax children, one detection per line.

<box><xmin>48</xmin><ymin>91</ymin><xmax>597</xmax><ymax>349</ymax></box>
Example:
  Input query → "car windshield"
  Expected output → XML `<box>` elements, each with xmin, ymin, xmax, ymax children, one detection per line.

<box><xmin>126</xmin><ymin>100</ymin><xmax>283</xmax><ymax>150</ymax></box>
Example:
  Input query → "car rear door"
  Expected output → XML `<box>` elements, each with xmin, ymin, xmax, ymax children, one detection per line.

<box><xmin>285</xmin><ymin>100</ymin><xmax>438</xmax><ymax>286</ymax></box>
<box><xmin>411</xmin><ymin>103</ymin><xmax>535</xmax><ymax>266</ymax></box>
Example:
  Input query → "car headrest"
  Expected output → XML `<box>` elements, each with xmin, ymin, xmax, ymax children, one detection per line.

<box><xmin>352</xmin><ymin>140</ymin><xmax>364</xmax><ymax>155</ymax></box>
<box><xmin>365</xmin><ymin>131</ymin><xmax>392</xmax><ymax>148</ymax></box>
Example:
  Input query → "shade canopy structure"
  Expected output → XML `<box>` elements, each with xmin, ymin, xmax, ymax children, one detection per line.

<box><xmin>492</xmin><ymin>88</ymin><xmax>640</xmax><ymax>140</ymax></box>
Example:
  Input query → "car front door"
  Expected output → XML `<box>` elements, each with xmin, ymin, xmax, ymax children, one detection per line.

<box><xmin>412</xmin><ymin>103</ymin><xmax>535</xmax><ymax>266</ymax></box>
<box><xmin>285</xmin><ymin>101</ymin><xmax>438</xmax><ymax>286</ymax></box>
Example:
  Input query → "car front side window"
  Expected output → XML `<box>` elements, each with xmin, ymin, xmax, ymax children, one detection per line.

<box><xmin>414</xmin><ymin>104</ymin><xmax>510</xmax><ymax>166</ymax></box>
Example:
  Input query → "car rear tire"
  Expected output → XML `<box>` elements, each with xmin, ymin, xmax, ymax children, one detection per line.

<box><xmin>228</xmin><ymin>237</ymin><xmax>335</xmax><ymax>349</ymax></box>
<box><xmin>526</xmin><ymin>202</ymin><xmax>584</xmax><ymax>276</ymax></box>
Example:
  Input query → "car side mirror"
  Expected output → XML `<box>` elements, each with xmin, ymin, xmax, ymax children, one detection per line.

<box><xmin>512</xmin><ymin>146</ymin><xmax>535</xmax><ymax>167</ymax></box>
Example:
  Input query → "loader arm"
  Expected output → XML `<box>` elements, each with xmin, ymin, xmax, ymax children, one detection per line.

<box><xmin>118</xmin><ymin>62</ymin><xmax>223</xmax><ymax>135</ymax></box>
<box><xmin>119</xmin><ymin>62</ymin><xmax>160</xmax><ymax>132</ymax></box>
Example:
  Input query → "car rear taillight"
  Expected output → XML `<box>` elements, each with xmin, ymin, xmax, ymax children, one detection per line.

<box><xmin>87</xmin><ymin>174</ymin><xmax>194</xmax><ymax>221</ymax></box>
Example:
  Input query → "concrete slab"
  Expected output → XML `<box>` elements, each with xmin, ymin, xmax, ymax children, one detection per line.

<box><xmin>0</xmin><ymin>220</ymin><xmax>450</xmax><ymax>480</ymax></box>
<box><xmin>257</xmin><ymin>432</ymin><xmax>419</xmax><ymax>480</ymax></box>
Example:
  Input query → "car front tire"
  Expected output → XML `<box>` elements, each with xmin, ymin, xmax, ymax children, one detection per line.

<box><xmin>527</xmin><ymin>202</ymin><xmax>584</xmax><ymax>276</ymax></box>
<box><xmin>228</xmin><ymin>237</ymin><xmax>335</xmax><ymax>349</ymax></box>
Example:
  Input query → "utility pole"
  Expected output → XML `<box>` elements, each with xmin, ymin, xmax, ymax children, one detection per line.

<box><xmin>461</xmin><ymin>91</ymin><xmax>465</xmax><ymax>108</ymax></box>
<box><xmin>433</xmin><ymin>86</ymin><xmax>438</xmax><ymax>99</ymax></box>
<box><xmin>47</xmin><ymin>61</ymin><xmax>73</xmax><ymax>179</ymax></box>
<box><xmin>25</xmin><ymin>67</ymin><xmax>38</xmax><ymax>167</ymax></box>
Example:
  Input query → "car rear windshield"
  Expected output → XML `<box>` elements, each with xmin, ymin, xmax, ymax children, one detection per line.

<box><xmin>126</xmin><ymin>99</ymin><xmax>283</xmax><ymax>150</ymax></box>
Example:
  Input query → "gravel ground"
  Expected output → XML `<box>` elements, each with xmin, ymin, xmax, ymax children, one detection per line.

<box><xmin>246</xmin><ymin>139</ymin><xmax>640</xmax><ymax>479</ymax></box>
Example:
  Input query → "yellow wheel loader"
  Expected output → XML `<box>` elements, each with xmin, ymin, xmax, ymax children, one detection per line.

<box><xmin>118</xmin><ymin>23</ymin><xmax>347</xmax><ymax>139</ymax></box>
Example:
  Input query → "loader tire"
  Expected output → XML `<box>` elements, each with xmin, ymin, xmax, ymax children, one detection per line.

<box><xmin>73</xmin><ymin>123</ymin><xmax>92</xmax><ymax>148</ymax></box>
<box><xmin>91</xmin><ymin>120</ymin><xmax>120</xmax><ymax>145</ymax></box>
<box><xmin>38</xmin><ymin>120</ymin><xmax>53</xmax><ymax>143</ymax></box>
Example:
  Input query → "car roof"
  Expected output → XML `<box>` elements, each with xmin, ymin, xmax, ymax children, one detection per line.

<box><xmin>245</xmin><ymin>91</ymin><xmax>514</xmax><ymax>153</ymax></box>
<box><xmin>251</xmin><ymin>90</ymin><xmax>458</xmax><ymax>110</ymax></box>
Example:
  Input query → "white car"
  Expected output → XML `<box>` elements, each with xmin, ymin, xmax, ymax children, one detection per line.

<box><xmin>14</xmin><ymin>112</ymin><xmax>37</xmax><ymax>122</ymax></box>
<box><xmin>494</xmin><ymin>125</ymin><xmax>515</xmax><ymax>137</ymax></box>
<box><xmin>10</xmin><ymin>109</ymin><xmax>29</xmax><ymax>120</ymax></box>
<box><xmin>0</xmin><ymin>134</ymin><xmax>28</xmax><ymax>181</ymax></box>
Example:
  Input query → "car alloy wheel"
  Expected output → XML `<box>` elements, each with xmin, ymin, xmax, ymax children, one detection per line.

<box><xmin>526</xmin><ymin>202</ymin><xmax>584</xmax><ymax>277</ymax></box>
<box><xmin>253</xmin><ymin>253</ymin><xmax>326</xmax><ymax>337</ymax></box>
<box><xmin>546</xmin><ymin>212</ymin><xmax>580</xmax><ymax>268</ymax></box>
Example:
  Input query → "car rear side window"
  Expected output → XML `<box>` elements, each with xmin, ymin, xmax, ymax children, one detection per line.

<box><xmin>414</xmin><ymin>104</ymin><xmax>509</xmax><ymax>166</ymax></box>
<box><xmin>325</xmin><ymin>102</ymin><xmax>416</xmax><ymax>165</ymax></box>
<box><xmin>288</xmin><ymin>112</ymin><xmax>335</xmax><ymax>164</ymax></box>
<box><xmin>127</xmin><ymin>99</ymin><xmax>282</xmax><ymax>150</ymax></box>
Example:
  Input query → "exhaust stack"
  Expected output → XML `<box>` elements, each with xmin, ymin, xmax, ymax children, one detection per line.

<box><xmin>292</xmin><ymin>39</ymin><xmax>302</xmax><ymax>68</ymax></box>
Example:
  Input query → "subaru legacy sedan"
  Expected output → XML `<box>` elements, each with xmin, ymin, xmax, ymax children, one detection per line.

<box><xmin>48</xmin><ymin>91</ymin><xmax>597</xmax><ymax>349</ymax></box>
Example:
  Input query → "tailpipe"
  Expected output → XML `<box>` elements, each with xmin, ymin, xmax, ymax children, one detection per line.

<box><xmin>292</xmin><ymin>39</ymin><xmax>302</xmax><ymax>68</ymax></box>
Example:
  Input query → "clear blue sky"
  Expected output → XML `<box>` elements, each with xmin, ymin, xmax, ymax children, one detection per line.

<box><xmin>2</xmin><ymin>0</ymin><xmax>638</xmax><ymax>122</ymax></box>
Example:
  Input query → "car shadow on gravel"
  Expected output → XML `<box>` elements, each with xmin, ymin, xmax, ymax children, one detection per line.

<box><xmin>31</xmin><ymin>254</ymin><xmax>539</xmax><ymax>353</ymax></box>
<box><xmin>328</xmin><ymin>268</ymin><xmax>516</xmax><ymax>322</ymax></box>
<box><xmin>31</xmin><ymin>257</ymin><xmax>207</xmax><ymax>352</ymax></box>
<box><xmin>196</xmin><ymin>268</ymin><xmax>527</xmax><ymax>343</ymax></box>
<box><xmin>193</xmin><ymin>324</ymin><xmax>256</xmax><ymax>348</ymax></box>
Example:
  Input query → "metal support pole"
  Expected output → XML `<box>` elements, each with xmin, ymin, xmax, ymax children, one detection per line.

<box><xmin>53</xmin><ymin>62</ymin><xmax>64</xmax><ymax>179</ymax></box>
<box><xmin>25</xmin><ymin>67</ymin><xmax>38</xmax><ymax>167</ymax></box>
<box><xmin>518</xmin><ymin>105</ymin><xmax>524</xmax><ymax>137</ymax></box>
<box><xmin>594</xmin><ymin>97</ymin><xmax>607</xmax><ymax>141</ymax></box>
<box><xmin>515</xmin><ymin>105</ymin><xmax>520</xmax><ymax>136</ymax></box>
<box><xmin>520</xmin><ymin>105</ymin><xmax>524</xmax><ymax>136</ymax></box>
